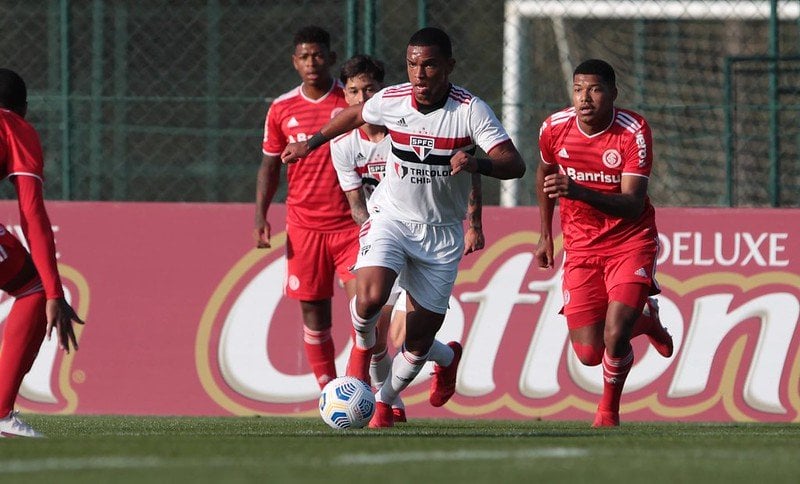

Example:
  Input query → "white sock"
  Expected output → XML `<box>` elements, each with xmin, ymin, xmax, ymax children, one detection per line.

<box><xmin>350</xmin><ymin>297</ymin><xmax>378</xmax><ymax>349</ymax></box>
<box><xmin>377</xmin><ymin>346</ymin><xmax>428</xmax><ymax>404</ymax></box>
<box><xmin>370</xmin><ymin>348</ymin><xmax>392</xmax><ymax>389</ymax></box>
<box><xmin>426</xmin><ymin>340</ymin><xmax>454</xmax><ymax>367</ymax></box>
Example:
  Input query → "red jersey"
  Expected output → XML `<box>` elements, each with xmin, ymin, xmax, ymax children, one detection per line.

<box><xmin>538</xmin><ymin>107</ymin><xmax>658</xmax><ymax>254</ymax></box>
<box><xmin>262</xmin><ymin>82</ymin><xmax>353</xmax><ymax>232</ymax></box>
<box><xmin>0</xmin><ymin>108</ymin><xmax>63</xmax><ymax>298</ymax></box>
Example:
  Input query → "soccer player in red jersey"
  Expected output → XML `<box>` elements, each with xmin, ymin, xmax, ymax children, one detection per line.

<box><xmin>254</xmin><ymin>26</ymin><xmax>359</xmax><ymax>389</ymax></box>
<box><xmin>283</xmin><ymin>28</ymin><xmax>526</xmax><ymax>427</ymax></box>
<box><xmin>534</xmin><ymin>59</ymin><xmax>673</xmax><ymax>427</ymax></box>
<box><xmin>0</xmin><ymin>68</ymin><xmax>84</xmax><ymax>438</ymax></box>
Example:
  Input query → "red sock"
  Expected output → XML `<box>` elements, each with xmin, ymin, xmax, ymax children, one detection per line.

<box><xmin>303</xmin><ymin>327</ymin><xmax>337</xmax><ymax>389</ymax></box>
<box><xmin>598</xmin><ymin>348</ymin><xmax>634</xmax><ymax>413</ymax></box>
<box><xmin>0</xmin><ymin>292</ymin><xmax>47</xmax><ymax>416</ymax></box>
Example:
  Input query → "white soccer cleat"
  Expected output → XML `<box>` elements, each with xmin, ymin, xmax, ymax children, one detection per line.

<box><xmin>0</xmin><ymin>410</ymin><xmax>45</xmax><ymax>438</ymax></box>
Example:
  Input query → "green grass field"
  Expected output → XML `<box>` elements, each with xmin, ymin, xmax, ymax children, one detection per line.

<box><xmin>1</xmin><ymin>415</ymin><xmax>799</xmax><ymax>483</ymax></box>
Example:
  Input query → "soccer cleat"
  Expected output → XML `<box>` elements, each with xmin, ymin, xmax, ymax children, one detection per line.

<box><xmin>644</xmin><ymin>297</ymin><xmax>674</xmax><ymax>358</ymax></box>
<box><xmin>0</xmin><ymin>411</ymin><xmax>44</xmax><ymax>438</ymax></box>
<box><xmin>592</xmin><ymin>408</ymin><xmax>620</xmax><ymax>428</ymax></box>
<box><xmin>392</xmin><ymin>407</ymin><xmax>407</xmax><ymax>423</ymax></box>
<box><xmin>429</xmin><ymin>341</ymin><xmax>462</xmax><ymax>407</ymax></box>
<box><xmin>346</xmin><ymin>345</ymin><xmax>373</xmax><ymax>385</ymax></box>
<box><xmin>368</xmin><ymin>401</ymin><xmax>394</xmax><ymax>428</ymax></box>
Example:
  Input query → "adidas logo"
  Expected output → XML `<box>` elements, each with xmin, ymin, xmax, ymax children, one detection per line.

<box><xmin>634</xmin><ymin>267</ymin><xmax>648</xmax><ymax>278</ymax></box>
<box><xmin>287</xmin><ymin>117</ymin><xmax>299</xmax><ymax>128</ymax></box>
<box><xmin>355</xmin><ymin>152</ymin><xmax>366</xmax><ymax>162</ymax></box>
<box><xmin>558</xmin><ymin>147</ymin><xmax>569</xmax><ymax>158</ymax></box>
<box><xmin>397</xmin><ymin>117</ymin><xmax>407</xmax><ymax>127</ymax></box>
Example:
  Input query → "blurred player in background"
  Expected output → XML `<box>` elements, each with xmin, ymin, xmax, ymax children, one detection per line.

<box><xmin>254</xmin><ymin>26</ymin><xmax>358</xmax><ymax>389</ymax></box>
<box><xmin>283</xmin><ymin>27</ymin><xmax>525</xmax><ymax>427</ymax></box>
<box><xmin>534</xmin><ymin>59</ymin><xmax>673</xmax><ymax>427</ymax></box>
<box><xmin>330</xmin><ymin>54</ymin><xmax>485</xmax><ymax>424</ymax></box>
<box><xmin>0</xmin><ymin>68</ymin><xmax>84</xmax><ymax>438</ymax></box>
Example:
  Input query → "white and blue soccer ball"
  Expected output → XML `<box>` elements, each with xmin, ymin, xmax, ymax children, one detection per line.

<box><xmin>319</xmin><ymin>376</ymin><xmax>375</xmax><ymax>430</ymax></box>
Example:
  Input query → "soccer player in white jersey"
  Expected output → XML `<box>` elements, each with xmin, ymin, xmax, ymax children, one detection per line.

<box><xmin>330</xmin><ymin>54</ymin><xmax>486</xmax><ymax>424</ymax></box>
<box><xmin>283</xmin><ymin>27</ymin><xmax>526</xmax><ymax>428</ymax></box>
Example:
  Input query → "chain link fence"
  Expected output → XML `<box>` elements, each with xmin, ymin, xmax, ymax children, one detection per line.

<box><xmin>1</xmin><ymin>0</ymin><xmax>798</xmax><ymax>206</ymax></box>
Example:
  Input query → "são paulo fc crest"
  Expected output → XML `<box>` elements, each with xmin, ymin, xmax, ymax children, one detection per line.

<box><xmin>410</xmin><ymin>135</ymin><xmax>435</xmax><ymax>161</ymax></box>
<box><xmin>602</xmin><ymin>149</ymin><xmax>622</xmax><ymax>168</ymax></box>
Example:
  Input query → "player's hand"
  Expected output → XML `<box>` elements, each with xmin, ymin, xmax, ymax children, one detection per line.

<box><xmin>45</xmin><ymin>298</ymin><xmax>84</xmax><ymax>354</ymax></box>
<box><xmin>542</xmin><ymin>173</ymin><xmax>572</xmax><ymax>199</ymax></box>
<box><xmin>281</xmin><ymin>142</ymin><xmax>309</xmax><ymax>164</ymax></box>
<box><xmin>450</xmin><ymin>151</ymin><xmax>476</xmax><ymax>176</ymax></box>
<box><xmin>254</xmin><ymin>220</ymin><xmax>271</xmax><ymax>248</ymax></box>
<box><xmin>463</xmin><ymin>226</ymin><xmax>485</xmax><ymax>255</ymax></box>
<box><xmin>534</xmin><ymin>235</ymin><xmax>554</xmax><ymax>269</ymax></box>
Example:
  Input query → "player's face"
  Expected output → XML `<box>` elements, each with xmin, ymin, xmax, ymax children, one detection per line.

<box><xmin>344</xmin><ymin>74</ymin><xmax>382</xmax><ymax>107</ymax></box>
<box><xmin>292</xmin><ymin>43</ymin><xmax>335</xmax><ymax>89</ymax></box>
<box><xmin>572</xmin><ymin>74</ymin><xmax>617</xmax><ymax>134</ymax></box>
<box><xmin>406</xmin><ymin>44</ymin><xmax>454</xmax><ymax>106</ymax></box>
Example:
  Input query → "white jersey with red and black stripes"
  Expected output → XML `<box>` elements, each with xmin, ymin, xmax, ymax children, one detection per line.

<box><xmin>361</xmin><ymin>82</ymin><xmax>509</xmax><ymax>225</ymax></box>
<box><xmin>330</xmin><ymin>128</ymin><xmax>390</xmax><ymax>203</ymax></box>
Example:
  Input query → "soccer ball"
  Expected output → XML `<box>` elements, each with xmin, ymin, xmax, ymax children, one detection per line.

<box><xmin>319</xmin><ymin>376</ymin><xmax>375</xmax><ymax>429</ymax></box>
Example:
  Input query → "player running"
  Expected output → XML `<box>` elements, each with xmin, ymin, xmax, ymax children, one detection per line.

<box><xmin>534</xmin><ymin>59</ymin><xmax>673</xmax><ymax>427</ymax></box>
<box><xmin>330</xmin><ymin>54</ymin><xmax>485</xmax><ymax>424</ymax></box>
<box><xmin>0</xmin><ymin>68</ymin><xmax>84</xmax><ymax>438</ymax></box>
<box><xmin>283</xmin><ymin>27</ymin><xmax>526</xmax><ymax>428</ymax></box>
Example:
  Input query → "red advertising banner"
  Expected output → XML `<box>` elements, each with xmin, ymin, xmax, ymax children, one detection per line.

<box><xmin>1</xmin><ymin>201</ymin><xmax>798</xmax><ymax>422</ymax></box>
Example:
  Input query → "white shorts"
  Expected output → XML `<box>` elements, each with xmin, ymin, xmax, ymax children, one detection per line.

<box><xmin>385</xmin><ymin>281</ymin><xmax>403</xmax><ymax>307</ymax></box>
<box><xmin>355</xmin><ymin>215</ymin><xmax>463</xmax><ymax>314</ymax></box>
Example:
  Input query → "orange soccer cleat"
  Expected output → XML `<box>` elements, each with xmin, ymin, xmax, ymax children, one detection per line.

<box><xmin>429</xmin><ymin>341</ymin><xmax>463</xmax><ymax>407</ymax></box>
<box><xmin>644</xmin><ymin>297</ymin><xmax>674</xmax><ymax>358</ymax></box>
<box><xmin>368</xmin><ymin>402</ymin><xmax>394</xmax><ymax>428</ymax></box>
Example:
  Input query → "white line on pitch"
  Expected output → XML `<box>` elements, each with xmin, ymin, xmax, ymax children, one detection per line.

<box><xmin>334</xmin><ymin>447</ymin><xmax>588</xmax><ymax>465</ymax></box>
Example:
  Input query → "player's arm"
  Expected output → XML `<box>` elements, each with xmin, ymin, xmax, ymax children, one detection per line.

<box><xmin>543</xmin><ymin>173</ymin><xmax>648</xmax><ymax>219</ymax></box>
<box><xmin>281</xmin><ymin>104</ymin><xmax>366</xmax><ymax>163</ymax></box>
<box><xmin>13</xmin><ymin>175</ymin><xmax>84</xmax><ymax>352</ymax></box>
<box><xmin>534</xmin><ymin>160</ymin><xmax>558</xmax><ymax>269</ymax></box>
<box><xmin>344</xmin><ymin>188</ymin><xmax>369</xmax><ymax>226</ymax></box>
<box><xmin>463</xmin><ymin>173</ymin><xmax>484</xmax><ymax>255</ymax></box>
<box><xmin>254</xmin><ymin>153</ymin><xmax>282</xmax><ymax>248</ymax></box>
<box><xmin>450</xmin><ymin>140</ymin><xmax>526</xmax><ymax>180</ymax></box>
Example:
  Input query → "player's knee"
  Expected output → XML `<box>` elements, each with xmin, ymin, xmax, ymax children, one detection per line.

<box><xmin>355</xmin><ymin>291</ymin><xmax>388</xmax><ymax>319</ymax></box>
<box><xmin>572</xmin><ymin>342</ymin><xmax>604</xmax><ymax>366</ymax></box>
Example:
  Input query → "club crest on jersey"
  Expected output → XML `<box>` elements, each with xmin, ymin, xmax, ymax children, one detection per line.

<box><xmin>602</xmin><ymin>149</ymin><xmax>622</xmax><ymax>168</ymax></box>
<box><xmin>410</xmin><ymin>135</ymin><xmax>435</xmax><ymax>161</ymax></box>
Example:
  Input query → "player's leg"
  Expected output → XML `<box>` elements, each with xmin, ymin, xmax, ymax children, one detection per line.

<box><xmin>0</xmin><ymin>239</ymin><xmax>48</xmax><ymax>438</ymax></box>
<box><xmin>562</xmin><ymin>254</ymin><xmax>608</xmax><ymax>367</ymax></box>
<box><xmin>0</xmin><ymin>291</ymin><xmax>47</xmax><ymax>417</ymax></box>
<box><xmin>346</xmin><ymin>266</ymin><xmax>396</xmax><ymax>382</ymax></box>
<box><xmin>285</xmin><ymin>225</ymin><xmax>338</xmax><ymax>389</ymax></box>
<box><xmin>369</xmin><ymin>304</ymin><xmax>394</xmax><ymax>387</ymax></box>
<box><xmin>376</xmin><ymin>223</ymin><xmax>463</xmax><ymax>416</ymax></box>
<box><xmin>593</xmin><ymin>282</ymin><xmax>650</xmax><ymax>428</ymax></box>
<box><xmin>346</xmin><ymin>217</ymin><xmax>404</xmax><ymax>383</ymax></box>
<box><xmin>298</xmin><ymin>299</ymin><xmax>337</xmax><ymax>389</ymax></box>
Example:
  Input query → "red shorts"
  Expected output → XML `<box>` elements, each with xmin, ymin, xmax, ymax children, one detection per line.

<box><xmin>0</xmin><ymin>224</ymin><xmax>41</xmax><ymax>297</ymax></box>
<box><xmin>561</xmin><ymin>248</ymin><xmax>659</xmax><ymax>329</ymax></box>
<box><xmin>285</xmin><ymin>224</ymin><xmax>359</xmax><ymax>300</ymax></box>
